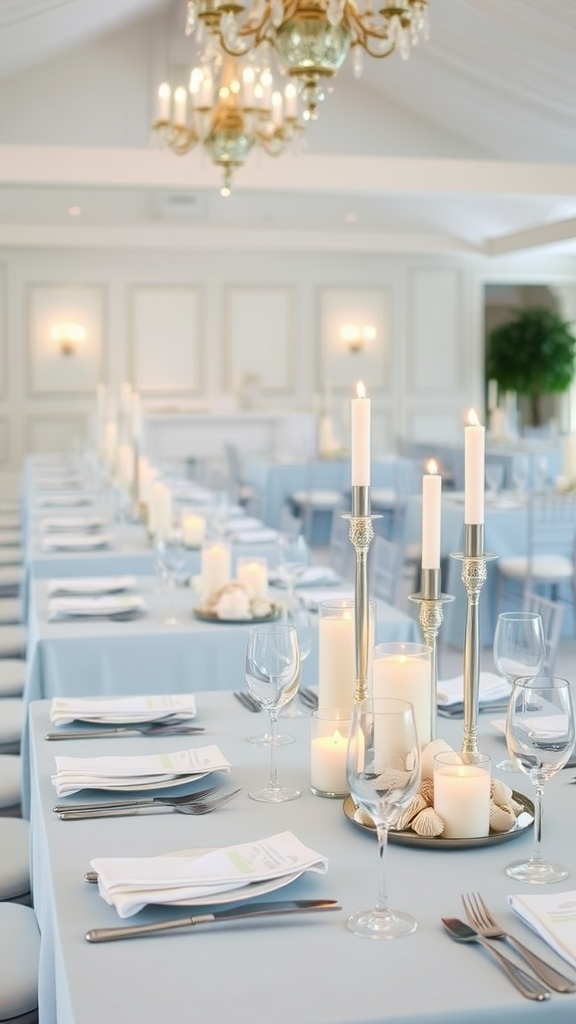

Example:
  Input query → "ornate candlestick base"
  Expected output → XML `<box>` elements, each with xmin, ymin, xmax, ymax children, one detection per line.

<box><xmin>451</xmin><ymin>525</ymin><xmax>498</xmax><ymax>757</ymax></box>
<box><xmin>344</xmin><ymin>486</ymin><xmax>381</xmax><ymax>703</ymax></box>
<box><xmin>408</xmin><ymin>568</ymin><xmax>454</xmax><ymax>741</ymax></box>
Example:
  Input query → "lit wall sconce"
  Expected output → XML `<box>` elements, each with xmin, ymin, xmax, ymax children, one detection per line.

<box><xmin>50</xmin><ymin>321</ymin><xmax>86</xmax><ymax>356</ymax></box>
<box><xmin>340</xmin><ymin>322</ymin><xmax>377</xmax><ymax>353</ymax></box>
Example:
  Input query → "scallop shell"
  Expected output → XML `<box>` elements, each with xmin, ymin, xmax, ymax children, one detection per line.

<box><xmin>411</xmin><ymin>806</ymin><xmax>445</xmax><ymax>837</ymax></box>
<box><xmin>491</xmin><ymin>778</ymin><xmax>514</xmax><ymax>807</ymax></box>
<box><xmin>489</xmin><ymin>800</ymin><xmax>516</xmax><ymax>833</ymax></box>
<box><xmin>420</xmin><ymin>739</ymin><xmax>455</xmax><ymax>780</ymax></box>
<box><xmin>355</xmin><ymin>806</ymin><xmax>375</xmax><ymax>828</ymax></box>
<box><xmin>396</xmin><ymin>792</ymin><xmax>428</xmax><ymax>831</ymax></box>
<box><xmin>374</xmin><ymin>768</ymin><xmax>412</xmax><ymax>791</ymax></box>
<box><xmin>418</xmin><ymin>778</ymin><xmax>434</xmax><ymax>806</ymax></box>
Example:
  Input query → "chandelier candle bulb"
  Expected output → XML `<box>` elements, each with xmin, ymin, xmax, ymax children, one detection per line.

<box><xmin>158</xmin><ymin>83</ymin><xmax>171</xmax><ymax>122</ymax></box>
<box><xmin>182</xmin><ymin>513</ymin><xmax>206</xmax><ymax>548</ymax></box>
<box><xmin>310</xmin><ymin>709</ymin><xmax>351</xmax><ymax>798</ymax></box>
<box><xmin>433</xmin><ymin>752</ymin><xmax>491</xmax><ymax>839</ymax></box>
<box><xmin>237</xmin><ymin>558</ymin><xmax>268</xmax><ymax>600</ymax></box>
<box><xmin>372</xmin><ymin>643</ymin><xmax>433</xmax><ymax>748</ymax></box>
<box><xmin>351</xmin><ymin>381</ymin><xmax>371</xmax><ymax>486</ymax></box>
<box><xmin>200</xmin><ymin>541</ymin><xmax>232</xmax><ymax>603</ymax></box>
<box><xmin>173</xmin><ymin>87</ymin><xmax>187</xmax><ymax>127</ymax></box>
<box><xmin>422</xmin><ymin>460</ymin><xmax>441</xmax><ymax>570</ymax></box>
<box><xmin>464</xmin><ymin>409</ymin><xmax>485</xmax><ymax>525</ymax></box>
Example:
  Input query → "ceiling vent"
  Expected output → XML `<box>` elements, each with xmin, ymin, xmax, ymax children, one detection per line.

<box><xmin>152</xmin><ymin>192</ymin><xmax>208</xmax><ymax>220</ymax></box>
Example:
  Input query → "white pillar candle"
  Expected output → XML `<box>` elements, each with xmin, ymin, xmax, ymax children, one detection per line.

<box><xmin>372</xmin><ymin>643</ymin><xmax>432</xmax><ymax>747</ymax></box>
<box><xmin>464</xmin><ymin>409</ymin><xmax>485</xmax><ymax>525</ymax></box>
<box><xmin>200</xmin><ymin>542</ymin><xmax>232</xmax><ymax>603</ymax></box>
<box><xmin>182</xmin><ymin>513</ymin><xmax>206</xmax><ymax>548</ymax></box>
<box><xmin>118</xmin><ymin>443</ymin><xmax>134</xmax><ymax>487</ymax></box>
<box><xmin>96</xmin><ymin>383</ymin><xmax>107</xmax><ymax>421</ymax></box>
<box><xmin>489</xmin><ymin>407</ymin><xmax>507</xmax><ymax>441</ymax></box>
<box><xmin>310</xmin><ymin>710</ymin><xmax>351</xmax><ymax>797</ymax></box>
<box><xmin>422</xmin><ymin>459</ymin><xmax>441</xmax><ymax>570</ymax></box>
<box><xmin>351</xmin><ymin>381</ymin><xmax>371</xmax><ymax>486</ymax></box>
<box><xmin>237</xmin><ymin>558</ymin><xmax>268</xmax><ymax>599</ymax></box>
<box><xmin>104</xmin><ymin>421</ymin><xmax>118</xmax><ymax>469</ymax></box>
<box><xmin>120</xmin><ymin>381</ymin><xmax>132</xmax><ymax>418</ymax></box>
<box><xmin>487</xmin><ymin>379</ymin><xmax>498</xmax><ymax>412</ymax></box>
<box><xmin>318</xmin><ymin>608</ymin><xmax>356</xmax><ymax>710</ymax></box>
<box><xmin>433</xmin><ymin>753</ymin><xmax>491</xmax><ymax>839</ymax></box>
<box><xmin>130</xmin><ymin>391</ymin><xmax>142</xmax><ymax>442</ymax></box>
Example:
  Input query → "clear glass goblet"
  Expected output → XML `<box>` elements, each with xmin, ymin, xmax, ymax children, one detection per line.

<box><xmin>493</xmin><ymin>611</ymin><xmax>546</xmax><ymax>771</ymax></box>
<box><xmin>276</xmin><ymin>533</ymin><xmax>310</xmax><ymax>604</ymax></box>
<box><xmin>245</xmin><ymin>623</ymin><xmax>301</xmax><ymax>802</ymax></box>
<box><xmin>505</xmin><ymin>675</ymin><xmax>575</xmax><ymax>883</ymax></box>
<box><xmin>154</xmin><ymin>528</ymin><xmax>186</xmax><ymax>624</ymax></box>
<box><xmin>347</xmin><ymin>697</ymin><xmax>421</xmax><ymax>939</ymax></box>
<box><xmin>280</xmin><ymin>599</ymin><xmax>312</xmax><ymax>720</ymax></box>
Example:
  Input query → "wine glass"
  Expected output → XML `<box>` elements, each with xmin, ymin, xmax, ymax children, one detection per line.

<box><xmin>347</xmin><ymin>697</ymin><xmax>421</xmax><ymax>939</ymax></box>
<box><xmin>276</xmin><ymin>533</ymin><xmax>310</xmax><ymax>603</ymax></box>
<box><xmin>485</xmin><ymin>462</ymin><xmax>504</xmax><ymax>500</ymax></box>
<box><xmin>154</xmin><ymin>528</ymin><xmax>186</xmax><ymax>624</ymax></box>
<box><xmin>493</xmin><ymin>611</ymin><xmax>546</xmax><ymax>771</ymax></box>
<box><xmin>245</xmin><ymin>623</ymin><xmax>301</xmax><ymax>802</ymax></box>
<box><xmin>279</xmin><ymin>599</ymin><xmax>312</xmax><ymax>719</ymax></box>
<box><xmin>505</xmin><ymin>675</ymin><xmax>575</xmax><ymax>883</ymax></box>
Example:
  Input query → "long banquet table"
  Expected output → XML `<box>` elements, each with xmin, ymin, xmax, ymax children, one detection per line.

<box><xmin>28</xmin><ymin>693</ymin><xmax>576</xmax><ymax>1024</ymax></box>
<box><xmin>21</xmin><ymin>577</ymin><xmax>420</xmax><ymax>816</ymax></box>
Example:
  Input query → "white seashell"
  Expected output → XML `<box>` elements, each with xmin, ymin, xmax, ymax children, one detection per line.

<box><xmin>491</xmin><ymin>778</ymin><xmax>514</xmax><ymax>807</ymax></box>
<box><xmin>418</xmin><ymin>778</ymin><xmax>434</xmax><ymax>806</ymax></box>
<box><xmin>489</xmin><ymin>800</ymin><xmax>516</xmax><ymax>833</ymax></box>
<box><xmin>411</xmin><ymin>806</ymin><xmax>445</xmax><ymax>837</ymax></box>
<box><xmin>396</xmin><ymin>792</ymin><xmax>428</xmax><ymax>831</ymax></box>
<box><xmin>420</xmin><ymin>739</ymin><xmax>456</xmax><ymax>780</ymax></box>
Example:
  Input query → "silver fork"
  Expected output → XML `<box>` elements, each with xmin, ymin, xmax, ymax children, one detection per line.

<box><xmin>59</xmin><ymin>789</ymin><xmax>241</xmax><ymax>820</ymax></box>
<box><xmin>462</xmin><ymin>892</ymin><xmax>576</xmax><ymax>993</ymax></box>
<box><xmin>233</xmin><ymin>691</ymin><xmax>261</xmax><ymax>713</ymax></box>
<box><xmin>298</xmin><ymin>688</ymin><xmax>318</xmax><ymax>709</ymax></box>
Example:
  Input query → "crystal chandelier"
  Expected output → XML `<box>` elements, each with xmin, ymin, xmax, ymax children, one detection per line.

<box><xmin>186</xmin><ymin>0</ymin><xmax>429</xmax><ymax>119</ymax></box>
<box><xmin>152</xmin><ymin>48</ymin><xmax>303</xmax><ymax>195</ymax></box>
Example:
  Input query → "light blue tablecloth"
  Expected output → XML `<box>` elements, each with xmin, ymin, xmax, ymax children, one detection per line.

<box><xmin>28</xmin><ymin>694</ymin><xmax>576</xmax><ymax>1024</ymax></box>
<box><xmin>21</xmin><ymin>577</ymin><xmax>420</xmax><ymax>815</ymax></box>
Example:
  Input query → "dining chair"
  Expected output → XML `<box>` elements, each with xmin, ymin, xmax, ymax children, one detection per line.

<box><xmin>288</xmin><ymin>461</ymin><xmax>348</xmax><ymax>545</ymax></box>
<box><xmin>0</xmin><ymin>819</ymin><xmax>31</xmax><ymax>904</ymax></box>
<box><xmin>0</xmin><ymin>903</ymin><xmax>39</xmax><ymax>1024</ymax></box>
<box><xmin>522</xmin><ymin>591</ymin><xmax>565</xmax><ymax>674</ymax></box>
<box><xmin>497</xmin><ymin>492</ymin><xmax>576</xmax><ymax>619</ymax></box>
<box><xmin>326</xmin><ymin>503</ymin><xmax>352</xmax><ymax>580</ymax></box>
<box><xmin>0</xmin><ymin>626</ymin><xmax>26</xmax><ymax>659</ymax></box>
<box><xmin>369</xmin><ymin>535</ymin><xmax>403</xmax><ymax>607</ymax></box>
<box><xmin>0</xmin><ymin>661</ymin><xmax>25</xmax><ymax>698</ymax></box>
<box><xmin>371</xmin><ymin>457</ymin><xmax>421</xmax><ymax>546</ymax></box>
<box><xmin>0</xmin><ymin>699</ymin><xmax>25</xmax><ymax>755</ymax></box>
<box><xmin>0</xmin><ymin>566</ymin><xmax>23</xmax><ymax>599</ymax></box>
<box><xmin>0</xmin><ymin>755</ymin><xmax>23</xmax><ymax>816</ymax></box>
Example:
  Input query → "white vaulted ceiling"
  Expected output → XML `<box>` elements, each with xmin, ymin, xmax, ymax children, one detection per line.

<box><xmin>0</xmin><ymin>0</ymin><xmax>575</xmax><ymax>256</ymax></box>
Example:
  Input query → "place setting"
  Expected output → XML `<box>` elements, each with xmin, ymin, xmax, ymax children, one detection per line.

<box><xmin>46</xmin><ymin>693</ymin><xmax>204</xmax><ymax>742</ymax></box>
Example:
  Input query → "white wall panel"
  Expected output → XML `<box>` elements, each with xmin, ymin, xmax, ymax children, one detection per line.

<box><xmin>319</xmin><ymin>287</ymin><xmax>389</xmax><ymax>392</ymax></box>
<box><xmin>27</xmin><ymin>285</ymin><xmax>103</xmax><ymax>394</ymax></box>
<box><xmin>407</xmin><ymin>269</ymin><xmax>462</xmax><ymax>392</ymax></box>
<box><xmin>0</xmin><ymin>264</ymin><xmax>6</xmax><ymax>398</ymax></box>
<box><xmin>224</xmin><ymin>287</ymin><xmax>294</xmax><ymax>393</ymax></box>
<box><xmin>131</xmin><ymin>285</ymin><xmax>201</xmax><ymax>394</ymax></box>
<box><xmin>27</xmin><ymin>415</ymin><xmax>88</xmax><ymax>453</ymax></box>
<box><xmin>409</xmin><ymin>410</ymin><xmax>464</xmax><ymax>443</ymax></box>
<box><xmin>0</xmin><ymin>418</ymin><xmax>8</xmax><ymax>463</ymax></box>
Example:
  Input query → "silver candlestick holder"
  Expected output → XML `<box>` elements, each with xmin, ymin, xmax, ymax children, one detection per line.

<box><xmin>345</xmin><ymin>486</ymin><xmax>381</xmax><ymax>703</ymax></box>
<box><xmin>408</xmin><ymin>568</ymin><xmax>454</xmax><ymax>741</ymax></box>
<box><xmin>451</xmin><ymin>525</ymin><xmax>498</xmax><ymax>757</ymax></box>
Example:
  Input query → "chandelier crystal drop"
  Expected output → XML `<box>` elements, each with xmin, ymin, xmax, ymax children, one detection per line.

<box><xmin>186</xmin><ymin>0</ymin><xmax>429</xmax><ymax>119</ymax></box>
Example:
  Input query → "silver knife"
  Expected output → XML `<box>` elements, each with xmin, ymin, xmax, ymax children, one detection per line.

<box><xmin>45</xmin><ymin>726</ymin><xmax>205</xmax><ymax>740</ymax></box>
<box><xmin>86</xmin><ymin>899</ymin><xmax>341</xmax><ymax>942</ymax></box>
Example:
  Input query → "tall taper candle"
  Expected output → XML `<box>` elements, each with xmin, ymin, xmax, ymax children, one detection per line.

<box><xmin>351</xmin><ymin>381</ymin><xmax>371</xmax><ymax>486</ymax></box>
<box><xmin>422</xmin><ymin>459</ymin><xmax>441</xmax><ymax>570</ymax></box>
<box><xmin>464</xmin><ymin>409</ymin><xmax>485</xmax><ymax>525</ymax></box>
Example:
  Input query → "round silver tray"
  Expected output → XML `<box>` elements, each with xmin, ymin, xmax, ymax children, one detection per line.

<box><xmin>343</xmin><ymin>791</ymin><xmax>535</xmax><ymax>850</ymax></box>
<box><xmin>193</xmin><ymin>604</ymin><xmax>280</xmax><ymax>625</ymax></box>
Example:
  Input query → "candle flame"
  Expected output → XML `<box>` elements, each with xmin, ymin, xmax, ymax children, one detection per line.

<box><xmin>332</xmin><ymin>730</ymin><xmax>343</xmax><ymax>745</ymax></box>
<box><xmin>355</xmin><ymin>380</ymin><xmax>366</xmax><ymax>399</ymax></box>
<box><xmin>426</xmin><ymin>458</ymin><xmax>438</xmax><ymax>474</ymax></box>
<box><xmin>467</xmin><ymin>408</ymin><xmax>480</xmax><ymax>427</ymax></box>
<box><xmin>343</xmin><ymin>611</ymin><xmax>353</xmax><ymax>621</ymax></box>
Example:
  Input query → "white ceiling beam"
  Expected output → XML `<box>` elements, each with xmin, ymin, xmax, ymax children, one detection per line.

<box><xmin>0</xmin><ymin>145</ymin><xmax>575</xmax><ymax>199</ymax></box>
<box><xmin>486</xmin><ymin>217</ymin><xmax>576</xmax><ymax>256</ymax></box>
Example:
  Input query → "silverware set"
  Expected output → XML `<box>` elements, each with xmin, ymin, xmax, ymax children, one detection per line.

<box><xmin>55</xmin><ymin>787</ymin><xmax>241</xmax><ymax>820</ymax></box>
<box><xmin>441</xmin><ymin>892</ymin><xmax>576</xmax><ymax>1000</ymax></box>
<box><xmin>45</xmin><ymin>723</ymin><xmax>205</xmax><ymax>741</ymax></box>
<box><xmin>233</xmin><ymin>689</ymin><xmax>318</xmax><ymax>713</ymax></box>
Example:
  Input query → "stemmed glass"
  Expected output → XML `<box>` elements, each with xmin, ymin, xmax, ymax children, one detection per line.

<box><xmin>493</xmin><ymin>611</ymin><xmax>546</xmax><ymax>771</ymax></box>
<box><xmin>154</xmin><ymin>528</ymin><xmax>186</xmax><ymax>624</ymax></box>
<box><xmin>347</xmin><ymin>697</ymin><xmax>421</xmax><ymax>939</ymax></box>
<box><xmin>505</xmin><ymin>676</ymin><xmax>575</xmax><ymax>883</ymax></box>
<box><xmin>276</xmin><ymin>533</ymin><xmax>310</xmax><ymax>603</ymax></box>
<box><xmin>279</xmin><ymin>600</ymin><xmax>312</xmax><ymax>719</ymax></box>
<box><xmin>245</xmin><ymin>623</ymin><xmax>301</xmax><ymax>802</ymax></box>
<box><xmin>485</xmin><ymin>462</ymin><xmax>504</xmax><ymax>500</ymax></box>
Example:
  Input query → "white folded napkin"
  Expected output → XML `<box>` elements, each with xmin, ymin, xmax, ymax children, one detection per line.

<box><xmin>50</xmin><ymin>694</ymin><xmax>197</xmax><ymax>725</ymax></box>
<box><xmin>91</xmin><ymin>831</ymin><xmax>329</xmax><ymax>917</ymax></box>
<box><xmin>47</xmin><ymin>594</ymin><xmax>146</xmax><ymax>620</ymax></box>
<box><xmin>47</xmin><ymin>576</ymin><xmax>137</xmax><ymax>597</ymax></box>
<box><xmin>508</xmin><ymin>891</ymin><xmax>576</xmax><ymax>969</ymax></box>
<box><xmin>231</xmin><ymin>528</ymin><xmax>279</xmax><ymax>543</ymax></box>
<box><xmin>41</xmin><ymin>533</ymin><xmax>111</xmax><ymax>551</ymax></box>
<box><xmin>226</xmin><ymin>516</ymin><xmax>263</xmax><ymax>532</ymax></box>
<box><xmin>40</xmin><ymin>515</ymin><xmax>105</xmax><ymax>533</ymax></box>
<box><xmin>269</xmin><ymin>566</ymin><xmax>341</xmax><ymax>588</ymax></box>
<box><xmin>36</xmin><ymin>495</ymin><xmax>92</xmax><ymax>507</ymax></box>
<box><xmin>437</xmin><ymin>671</ymin><xmax>511</xmax><ymax>707</ymax></box>
<box><xmin>51</xmin><ymin>744</ymin><xmax>231</xmax><ymax>797</ymax></box>
<box><xmin>300</xmin><ymin>585</ymin><xmax>354</xmax><ymax>611</ymax></box>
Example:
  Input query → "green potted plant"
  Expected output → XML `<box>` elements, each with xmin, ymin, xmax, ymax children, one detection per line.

<box><xmin>486</xmin><ymin>305</ymin><xmax>576</xmax><ymax>426</ymax></box>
